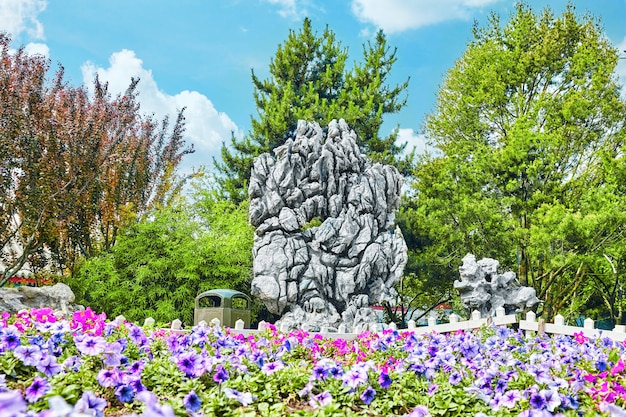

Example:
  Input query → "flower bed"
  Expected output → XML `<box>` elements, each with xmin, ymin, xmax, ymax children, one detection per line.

<box><xmin>2</xmin><ymin>308</ymin><xmax>626</xmax><ymax>416</ymax></box>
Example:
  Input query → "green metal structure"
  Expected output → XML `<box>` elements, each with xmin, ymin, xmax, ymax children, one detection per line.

<box><xmin>194</xmin><ymin>289</ymin><xmax>251</xmax><ymax>328</ymax></box>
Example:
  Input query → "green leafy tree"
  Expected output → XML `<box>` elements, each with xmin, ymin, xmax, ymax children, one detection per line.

<box><xmin>216</xmin><ymin>18</ymin><xmax>411</xmax><ymax>202</ymax></box>
<box><xmin>407</xmin><ymin>2</ymin><xmax>626</xmax><ymax>320</ymax></box>
<box><xmin>67</xmin><ymin>188</ymin><xmax>254</xmax><ymax>324</ymax></box>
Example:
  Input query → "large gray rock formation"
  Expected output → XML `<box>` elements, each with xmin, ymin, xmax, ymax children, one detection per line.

<box><xmin>249</xmin><ymin>119</ymin><xmax>407</xmax><ymax>331</ymax></box>
<box><xmin>0</xmin><ymin>283</ymin><xmax>82</xmax><ymax>317</ymax></box>
<box><xmin>454</xmin><ymin>253</ymin><xmax>541</xmax><ymax>317</ymax></box>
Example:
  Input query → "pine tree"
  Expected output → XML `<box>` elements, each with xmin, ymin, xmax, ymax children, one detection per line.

<box><xmin>216</xmin><ymin>18</ymin><xmax>410</xmax><ymax>202</ymax></box>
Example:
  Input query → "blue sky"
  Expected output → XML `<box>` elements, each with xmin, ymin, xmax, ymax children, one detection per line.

<box><xmin>2</xmin><ymin>0</ymin><xmax>625</xmax><ymax>175</ymax></box>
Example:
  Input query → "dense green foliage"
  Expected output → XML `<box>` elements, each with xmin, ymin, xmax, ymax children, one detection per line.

<box><xmin>67</xmin><ymin>191</ymin><xmax>254</xmax><ymax>324</ymax></box>
<box><xmin>404</xmin><ymin>2</ymin><xmax>626</xmax><ymax>321</ymax></box>
<box><xmin>216</xmin><ymin>18</ymin><xmax>411</xmax><ymax>202</ymax></box>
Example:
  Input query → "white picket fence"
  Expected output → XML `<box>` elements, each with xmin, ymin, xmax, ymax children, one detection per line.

<box><xmin>140</xmin><ymin>306</ymin><xmax>626</xmax><ymax>342</ymax></box>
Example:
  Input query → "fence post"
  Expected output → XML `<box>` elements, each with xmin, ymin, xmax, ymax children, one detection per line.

<box><xmin>235</xmin><ymin>319</ymin><xmax>245</xmax><ymax>330</ymax></box>
<box><xmin>407</xmin><ymin>320</ymin><xmax>416</xmax><ymax>330</ymax></box>
<box><xmin>143</xmin><ymin>317</ymin><xmax>155</xmax><ymax>328</ymax></box>
<box><xmin>258</xmin><ymin>320</ymin><xmax>267</xmax><ymax>331</ymax></box>
<box><xmin>471</xmin><ymin>310</ymin><xmax>481</xmax><ymax>321</ymax></box>
<box><xmin>584</xmin><ymin>318</ymin><xmax>595</xmax><ymax>330</ymax></box>
<box><xmin>525</xmin><ymin>311</ymin><xmax>536</xmax><ymax>338</ymax></box>
<box><xmin>171</xmin><ymin>319</ymin><xmax>182</xmax><ymax>332</ymax></box>
<box><xmin>210</xmin><ymin>317</ymin><xmax>221</xmax><ymax>327</ymax></box>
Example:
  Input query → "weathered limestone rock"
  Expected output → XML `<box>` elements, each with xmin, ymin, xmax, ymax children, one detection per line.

<box><xmin>0</xmin><ymin>283</ymin><xmax>82</xmax><ymax>317</ymax></box>
<box><xmin>250</xmin><ymin>119</ymin><xmax>407</xmax><ymax>331</ymax></box>
<box><xmin>454</xmin><ymin>253</ymin><xmax>541</xmax><ymax>316</ymax></box>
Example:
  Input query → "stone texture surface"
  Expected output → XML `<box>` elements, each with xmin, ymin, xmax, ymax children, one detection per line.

<box><xmin>249</xmin><ymin>119</ymin><xmax>407</xmax><ymax>331</ymax></box>
<box><xmin>0</xmin><ymin>283</ymin><xmax>82</xmax><ymax>317</ymax></box>
<box><xmin>454</xmin><ymin>253</ymin><xmax>541</xmax><ymax>317</ymax></box>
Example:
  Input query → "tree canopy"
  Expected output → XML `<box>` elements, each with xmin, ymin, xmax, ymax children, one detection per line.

<box><xmin>0</xmin><ymin>34</ymin><xmax>193</xmax><ymax>286</ymax></box>
<box><xmin>216</xmin><ymin>18</ymin><xmax>411</xmax><ymax>202</ymax></box>
<box><xmin>68</xmin><ymin>190</ymin><xmax>254</xmax><ymax>324</ymax></box>
<box><xmin>404</xmin><ymin>2</ymin><xmax>626</xmax><ymax>321</ymax></box>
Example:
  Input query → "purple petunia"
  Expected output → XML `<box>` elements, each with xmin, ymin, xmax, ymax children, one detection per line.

<box><xmin>97</xmin><ymin>368</ymin><xmax>121</xmax><ymax>388</ymax></box>
<box><xmin>176</xmin><ymin>350</ymin><xmax>204</xmax><ymax>378</ymax></box>
<box><xmin>14</xmin><ymin>344</ymin><xmax>43</xmax><ymax>366</ymax></box>
<box><xmin>0</xmin><ymin>390</ymin><xmax>27</xmax><ymax>415</ymax></box>
<box><xmin>529</xmin><ymin>391</ymin><xmax>547</xmax><ymax>410</ymax></box>
<box><xmin>75</xmin><ymin>334</ymin><xmax>107</xmax><ymax>356</ymax></box>
<box><xmin>36</xmin><ymin>354</ymin><xmax>63</xmax><ymax>377</ymax></box>
<box><xmin>309</xmin><ymin>391</ymin><xmax>332</xmax><ymax>408</ymax></box>
<box><xmin>224</xmin><ymin>388</ymin><xmax>256</xmax><ymax>406</ymax></box>
<box><xmin>183</xmin><ymin>390</ymin><xmax>202</xmax><ymax>413</ymax></box>
<box><xmin>115</xmin><ymin>384</ymin><xmax>135</xmax><ymax>403</ymax></box>
<box><xmin>25</xmin><ymin>376</ymin><xmax>50</xmax><ymax>403</ymax></box>
<box><xmin>379</xmin><ymin>371</ymin><xmax>393</xmax><ymax>388</ymax></box>
<box><xmin>74</xmin><ymin>390</ymin><xmax>107</xmax><ymax>417</ymax></box>
<box><xmin>342</xmin><ymin>368</ymin><xmax>368</xmax><ymax>389</ymax></box>
<box><xmin>212</xmin><ymin>365</ymin><xmax>229</xmax><ymax>384</ymax></box>
<box><xmin>360</xmin><ymin>386</ymin><xmax>376</xmax><ymax>405</ymax></box>
<box><xmin>261</xmin><ymin>360</ymin><xmax>284</xmax><ymax>375</ymax></box>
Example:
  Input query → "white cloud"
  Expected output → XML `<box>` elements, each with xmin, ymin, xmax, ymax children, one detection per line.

<box><xmin>351</xmin><ymin>0</ymin><xmax>501</xmax><ymax>33</ymax></box>
<box><xmin>264</xmin><ymin>0</ymin><xmax>301</xmax><ymax>19</ymax></box>
<box><xmin>397</xmin><ymin>127</ymin><xmax>428</xmax><ymax>156</ymax></box>
<box><xmin>23</xmin><ymin>42</ymin><xmax>48</xmax><ymax>58</ymax></box>
<box><xmin>81</xmin><ymin>49</ymin><xmax>243</xmax><ymax>175</ymax></box>
<box><xmin>0</xmin><ymin>0</ymin><xmax>46</xmax><ymax>39</ymax></box>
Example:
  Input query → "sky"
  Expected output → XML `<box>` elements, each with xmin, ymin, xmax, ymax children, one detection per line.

<box><xmin>1</xmin><ymin>0</ymin><xmax>625</xmax><ymax>176</ymax></box>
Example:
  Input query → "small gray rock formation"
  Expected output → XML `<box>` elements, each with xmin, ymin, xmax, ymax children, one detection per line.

<box><xmin>249</xmin><ymin>119</ymin><xmax>407</xmax><ymax>331</ymax></box>
<box><xmin>454</xmin><ymin>253</ymin><xmax>541</xmax><ymax>317</ymax></box>
<box><xmin>0</xmin><ymin>283</ymin><xmax>81</xmax><ymax>317</ymax></box>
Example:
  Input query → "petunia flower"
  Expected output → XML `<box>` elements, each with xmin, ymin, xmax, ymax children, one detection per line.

<box><xmin>176</xmin><ymin>350</ymin><xmax>205</xmax><ymax>378</ymax></box>
<box><xmin>25</xmin><ymin>376</ymin><xmax>50</xmax><ymax>403</ymax></box>
<box><xmin>529</xmin><ymin>391</ymin><xmax>547</xmax><ymax>410</ymax></box>
<box><xmin>74</xmin><ymin>335</ymin><xmax>107</xmax><ymax>356</ymax></box>
<box><xmin>261</xmin><ymin>361</ymin><xmax>284</xmax><ymax>375</ymax></box>
<box><xmin>213</xmin><ymin>365</ymin><xmax>229</xmax><ymax>384</ymax></box>
<box><xmin>342</xmin><ymin>368</ymin><xmax>368</xmax><ymax>389</ymax></box>
<box><xmin>97</xmin><ymin>368</ymin><xmax>121</xmax><ymax>388</ymax></box>
<box><xmin>14</xmin><ymin>344</ymin><xmax>43</xmax><ymax>366</ymax></box>
<box><xmin>224</xmin><ymin>387</ymin><xmax>256</xmax><ymax>406</ymax></box>
<box><xmin>115</xmin><ymin>384</ymin><xmax>135</xmax><ymax>403</ymax></box>
<box><xmin>309</xmin><ymin>391</ymin><xmax>332</xmax><ymax>409</ymax></box>
<box><xmin>184</xmin><ymin>390</ymin><xmax>202</xmax><ymax>413</ymax></box>
<box><xmin>0</xmin><ymin>390</ymin><xmax>27</xmax><ymax>415</ymax></box>
<box><xmin>36</xmin><ymin>354</ymin><xmax>63</xmax><ymax>377</ymax></box>
<box><xmin>74</xmin><ymin>390</ymin><xmax>107</xmax><ymax>417</ymax></box>
<box><xmin>405</xmin><ymin>405</ymin><xmax>431</xmax><ymax>417</ymax></box>
<box><xmin>360</xmin><ymin>386</ymin><xmax>376</xmax><ymax>405</ymax></box>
